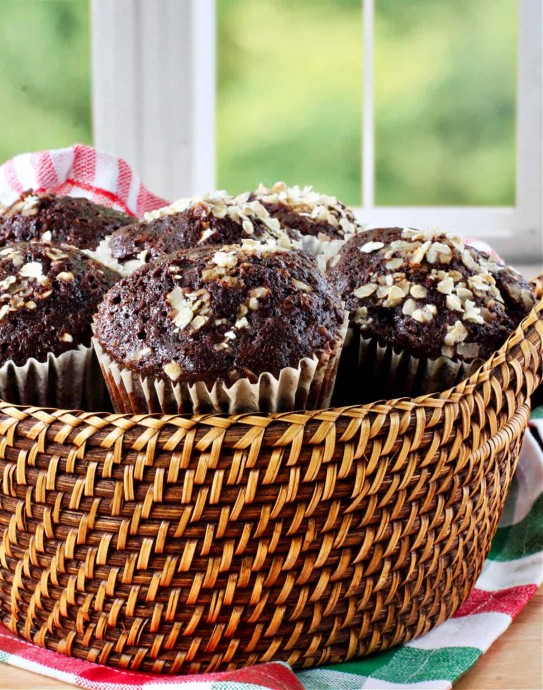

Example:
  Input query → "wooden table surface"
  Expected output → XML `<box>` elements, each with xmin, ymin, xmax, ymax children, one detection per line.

<box><xmin>0</xmin><ymin>587</ymin><xmax>541</xmax><ymax>689</ymax></box>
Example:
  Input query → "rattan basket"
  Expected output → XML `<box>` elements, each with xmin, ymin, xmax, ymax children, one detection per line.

<box><xmin>0</xmin><ymin>283</ymin><xmax>542</xmax><ymax>675</ymax></box>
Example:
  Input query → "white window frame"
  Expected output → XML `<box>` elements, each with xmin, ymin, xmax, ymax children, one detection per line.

<box><xmin>92</xmin><ymin>0</ymin><xmax>542</xmax><ymax>264</ymax></box>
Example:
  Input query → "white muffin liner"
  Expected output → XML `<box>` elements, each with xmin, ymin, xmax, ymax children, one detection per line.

<box><xmin>332</xmin><ymin>327</ymin><xmax>481</xmax><ymax>406</ymax></box>
<box><xmin>93</xmin><ymin>314</ymin><xmax>348</xmax><ymax>415</ymax></box>
<box><xmin>0</xmin><ymin>345</ymin><xmax>111</xmax><ymax>410</ymax></box>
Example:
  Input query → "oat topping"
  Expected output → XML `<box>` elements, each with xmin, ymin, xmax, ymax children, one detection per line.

<box><xmin>212</xmin><ymin>250</ymin><xmax>238</xmax><ymax>269</ymax></box>
<box><xmin>361</xmin><ymin>241</ymin><xmax>384</xmax><ymax>253</ymax></box>
<box><xmin>0</xmin><ymin>247</ymin><xmax>24</xmax><ymax>267</ymax></box>
<box><xmin>143</xmin><ymin>190</ymin><xmax>285</xmax><ymax>238</ymax></box>
<box><xmin>385</xmin><ymin>257</ymin><xmax>404</xmax><ymax>270</ymax></box>
<box><xmin>56</xmin><ymin>271</ymin><xmax>75</xmax><ymax>283</ymax></box>
<box><xmin>463</xmin><ymin>299</ymin><xmax>484</xmax><ymax>324</ymax></box>
<box><xmin>249</xmin><ymin>287</ymin><xmax>270</xmax><ymax>299</ymax></box>
<box><xmin>354</xmin><ymin>305</ymin><xmax>370</xmax><ymax>325</ymax></box>
<box><xmin>353</xmin><ymin>283</ymin><xmax>378</xmax><ymax>299</ymax></box>
<box><xmin>166</xmin><ymin>286</ymin><xmax>211</xmax><ymax>332</ymax></box>
<box><xmin>242</xmin><ymin>219</ymin><xmax>254</xmax><ymax>235</ymax></box>
<box><xmin>135</xmin><ymin>347</ymin><xmax>152</xmax><ymax>359</ymax></box>
<box><xmin>235</xmin><ymin>316</ymin><xmax>249</xmax><ymax>329</ymax></box>
<box><xmin>382</xmin><ymin>285</ymin><xmax>406</xmax><ymax>308</ymax></box>
<box><xmin>446</xmin><ymin>294</ymin><xmax>463</xmax><ymax>312</ymax></box>
<box><xmin>444</xmin><ymin>320</ymin><xmax>468</xmax><ymax>346</ymax></box>
<box><xmin>436</xmin><ymin>277</ymin><xmax>454</xmax><ymax>294</ymax></box>
<box><xmin>409</xmin><ymin>240</ymin><xmax>432</xmax><ymax>266</ymax></box>
<box><xmin>163</xmin><ymin>361</ymin><xmax>182</xmax><ymax>380</ymax></box>
<box><xmin>19</xmin><ymin>262</ymin><xmax>44</xmax><ymax>279</ymax></box>
<box><xmin>0</xmin><ymin>275</ymin><xmax>16</xmax><ymax>291</ymax></box>
<box><xmin>46</xmin><ymin>247</ymin><xmax>69</xmax><ymax>261</ymax></box>
<box><xmin>411</xmin><ymin>304</ymin><xmax>437</xmax><ymax>323</ymax></box>
<box><xmin>5</xmin><ymin>194</ymin><xmax>41</xmax><ymax>217</ymax></box>
<box><xmin>410</xmin><ymin>284</ymin><xmax>427</xmax><ymax>299</ymax></box>
<box><xmin>292</xmin><ymin>279</ymin><xmax>313</xmax><ymax>292</ymax></box>
<box><xmin>198</xmin><ymin>227</ymin><xmax>216</xmax><ymax>244</ymax></box>
<box><xmin>402</xmin><ymin>298</ymin><xmax>417</xmax><ymax>316</ymax></box>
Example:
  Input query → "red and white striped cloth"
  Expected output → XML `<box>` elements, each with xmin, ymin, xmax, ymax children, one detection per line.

<box><xmin>0</xmin><ymin>144</ymin><xmax>168</xmax><ymax>216</ymax></box>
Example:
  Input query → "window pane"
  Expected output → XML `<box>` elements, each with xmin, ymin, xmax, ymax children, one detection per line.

<box><xmin>217</xmin><ymin>0</ymin><xmax>362</xmax><ymax>206</ymax></box>
<box><xmin>375</xmin><ymin>0</ymin><xmax>517</xmax><ymax>206</ymax></box>
<box><xmin>0</xmin><ymin>0</ymin><xmax>91</xmax><ymax>163</ymax></box>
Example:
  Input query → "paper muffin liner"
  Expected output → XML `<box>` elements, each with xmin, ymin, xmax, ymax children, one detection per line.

<box><xmin>0</xmin><ymin>345</ymin><xmax>111</xmax><ymax>410</ymax></box>
<box><xmin>93</xmin><ymin>314</ymin><xmax>348</xmax><ymax>415</ymax></box>
<box><xmin>332</xmin><ymin>326</ymin><xmax>481</xmax><ymax>406</ymax></box>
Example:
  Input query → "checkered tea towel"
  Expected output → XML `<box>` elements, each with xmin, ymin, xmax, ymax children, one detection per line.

<box><xmin>0</xmin><ymin>144</ymin><xmax>168</xmax><ymax>215</ymax></box>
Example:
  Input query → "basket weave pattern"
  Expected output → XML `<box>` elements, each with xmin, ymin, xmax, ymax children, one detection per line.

<box><xmin>0</xmin><ymin>295</ymin><xmax>541</xmax><ymax>674</ymax></box>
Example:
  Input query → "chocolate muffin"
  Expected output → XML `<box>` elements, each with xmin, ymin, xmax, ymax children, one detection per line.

<box><xmin>0</xmin><ymin>242</ymin><xmax>120</xmax><ymax>408</ymax></box>
<box><xmin>251</xmin><ymin>182</ymin><xmax>366</xmax><ymax>265</ymax></box>
<box><xmin>93</xmin><ymin>239</ymin><xmax>347</xmax><ymax>414</ymax></box>
<box><xmin>328</xmin><ymin>227</ymin><xmax>535</xmax><ymax>403</ymax></box>
<box><xmin>99</xmin><ymin>191</ymin><xmax>295</xmax><ymax>275</ymax></box>
<box><xmin>0</xmin><ymin>191</ymin><xmax>134</xmax><ymax>251</ymax></box>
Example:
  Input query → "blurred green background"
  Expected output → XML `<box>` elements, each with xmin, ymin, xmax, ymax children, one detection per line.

<box><xmin>218</xmin><ymin>0</ymin><xmax>517</xmax><ymax>206</ymax></box>
<box><xmin>0</xmin><ymin>1</ymin><xmax>91</xmax><ymax>161</ymax></box>
<box><xmin>0</xmin><ymin>0</ymin><xmax>517</xmax><ymax>208</ymax></box>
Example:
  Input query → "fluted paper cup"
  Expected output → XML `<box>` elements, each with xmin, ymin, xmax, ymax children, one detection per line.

<box><xmin>0</xmin><ymin>345</ymin><xmax>111</xmax><ymax>410</ymax></box>
<box><xmin>93</xmin><ymin>313</ymin><xmax>348</xmax><ymax>415</ymax></box>
<box><xmin>332</xmin><ymin>327</ymin><xmax>480</xmax><ymax>406</ymax></box>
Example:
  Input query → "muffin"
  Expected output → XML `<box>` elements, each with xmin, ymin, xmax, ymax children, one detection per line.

<box><xmin>0</xmin><ymin>242</ymin><xmax>120</xmax><ymax>408</ymax></box>
<box><xmin>251</xmin><ymin>181</ymin><xmax>366</xmax><ymax>267</ymax></box>
<box><xmin>93</xmin><ymin>239</ymin><xmax>347</xmax><ymax>414</ymax></box>
<box><xmin>97</xmin><ymin>191</ymin><xmax>296</xmax><ymax>276</ymax></box>
<box><xmin>327</xmin><ymin>227</ymin><xmax>535</xmax><ymax>403</ymax></box>
<box><xmin>0</xmin><ymin>191</ymin><xmax>134</xmax><ymax>251</ymax></box>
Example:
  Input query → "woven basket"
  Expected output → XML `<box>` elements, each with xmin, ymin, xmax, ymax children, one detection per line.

<box><xmin>0</xmin><ymin>284</ymin><xmax>542</xmax><ymax>675</ymax></box>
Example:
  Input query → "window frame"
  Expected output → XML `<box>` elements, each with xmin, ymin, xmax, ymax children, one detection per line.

<box><xmin>92</xmin><ymin>0</ymin><xmax>542</xmax><ymax>264</ymax></box>
<box><xmin>92</xmin><ymin>0</ymin><xmax>215</xmax><ymax>200</ymax></box>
